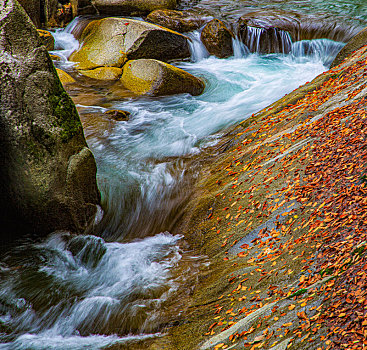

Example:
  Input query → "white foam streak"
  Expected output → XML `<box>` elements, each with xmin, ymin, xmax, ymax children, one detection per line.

<box><xmin>187</xmin><ymin>31</ymin><xmax>210</xmax><ymax>62</ymax></box>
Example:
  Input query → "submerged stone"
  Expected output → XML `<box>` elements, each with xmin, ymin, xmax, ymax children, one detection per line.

<box><xmin>120</xmin><ymin>58</ymin><xmax>205</xmax><ymax>96</ymax></box>
<box><xmin>104</xmin><ymin>109</ymin><xmax>131</xmax><ymax>121</ymax></box>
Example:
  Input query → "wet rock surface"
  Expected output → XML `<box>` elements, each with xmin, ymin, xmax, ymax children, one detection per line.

<box><xmin>146</xmin><ymin>9</ymin><xmax>208</xmax><ymax>33</ymax></box>
<box><xmin>166</xmin><ymin>45</ymin><xmax>367</xmax><ymax>350</ymax></box>
<box><xmin>120</xmin><ymin>58</ymin><xmax>205</xmax><ymax>96</ymax></box>
<box><xmin>200</xmin><ymin>19</ymin><xmax>234</xmax><ymax>58</ymax></box>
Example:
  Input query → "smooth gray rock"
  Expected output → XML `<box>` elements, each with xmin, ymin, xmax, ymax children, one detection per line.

<box><xmin>0</xmin><ymin>0</ymin><xmax>100</xmax><ymax>242</ymax></box>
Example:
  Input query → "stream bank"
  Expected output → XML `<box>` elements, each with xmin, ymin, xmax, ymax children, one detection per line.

<box><xmin>163</xmin><ymin>43</ymin><xmax>367</xmax><ymax>350</ymax></box>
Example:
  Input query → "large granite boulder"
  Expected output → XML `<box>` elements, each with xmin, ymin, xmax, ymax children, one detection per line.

<box><xmin>0</xmin><ymin>0</ymin><xmax>101</xmax><ymax>242</ymax></box>
<box><xmin>70</xmin><ymin>17</ymin><xmax>190</xmax><ymax>70</ymax></box>
<box><xmin>146</xmin><ymin>9</ymin><xmax>207</xmax><ymax>33</ymax></box>
<box><xmin>331</xmin><ymin>27</ymin><xmax>367</xmax><ymax>68</ymax></box>
<box><xmin>120</xmin><ymin>59</ymin><xmax>205</xmax><ymax>96</ymax></box>
<box><xmin>91</xmin><ymin>0</ymin><xmax>177</xmax><ymax>16</ymax></box>
<box><xmin>201</xmin><ymin>19</ymin><xmax>234</xmax><ymax>58</ymax></box>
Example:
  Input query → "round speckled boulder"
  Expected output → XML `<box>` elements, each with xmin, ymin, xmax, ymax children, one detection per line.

<box><xmin>120</xmin><ymin>59</ymin><xmax>205</xmax><ymax>96</ymax></box>
<box><xmin>70</xmin><ymin>17</ymin><xmax>190</xmax><ymax>70</ymax></box>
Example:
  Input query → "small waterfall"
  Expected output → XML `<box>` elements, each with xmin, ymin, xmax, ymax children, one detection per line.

<box><xmin>50</xmin><ymin>16</ymin><xmax>96</xmax><ymax>61</ymax></box>
<box><xmin>51</xmin><ymin>27</ymin><xmax>80</xmax><ymax>61</ymax></box>
<box><xmin>291</xmin><ymin>39</ymin><xmax>345</xmax><ymax>66</ymax></box>
<box><xmin>64</xmin><ymin>16</ymin><xmax>94</xmax><ymax>39</ymax></box>
<box><xmin>232</xmin><ymin>36</ymin><xmax>249</xmax><ymax>58</ymax></box>
<box><xmin>239</xmin><ymin>25</ymin><xmax>293</xmax><ymax>54</ymax></box>
<box><xmin>187</xmin><ymin>31</ymin><xmax>210</xmax><ymax>62</ymax></box>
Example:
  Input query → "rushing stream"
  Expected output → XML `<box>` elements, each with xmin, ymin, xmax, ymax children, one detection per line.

<box><xmin>1</xmin><ymin>1</ymin><xmax>366</xmax><ymax>348</ymax></box>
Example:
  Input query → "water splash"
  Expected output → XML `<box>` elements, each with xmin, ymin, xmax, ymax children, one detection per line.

<box><xmin>0</xmin><ymin>232</ymin><xmax>190</xmax><ymax>349</ymax></box>
<box><xmin>232</xmin><ymin>36</ymin><xmax>249</xmax><ymax>58</ymax></box>
<box><xmin>291</xmin><ymin>39</ymin><xmax>345</xmax><ymax>66</ymax></box>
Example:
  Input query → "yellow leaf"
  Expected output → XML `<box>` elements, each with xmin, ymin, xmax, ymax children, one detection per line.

<box><xmin>282</xmin><ymin>322</ymin><xmax>293</xmax><ymax>327</ymax></box>
<box><xmin>288</xmin><ymin>304</ymin><xmax>296</xmax><ymax>311</ymax></box>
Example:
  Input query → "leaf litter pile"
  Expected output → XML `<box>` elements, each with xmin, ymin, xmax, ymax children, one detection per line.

<box><xmin>172</xmin><ymin>47</ymin><xmax>367</xmax><ymax>350</ymax></box>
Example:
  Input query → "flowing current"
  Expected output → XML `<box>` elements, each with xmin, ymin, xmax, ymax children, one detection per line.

<box><xmin>0</xmin><ymin>14</ymin><xmax>347</xmax><ymax>350</ymax></box>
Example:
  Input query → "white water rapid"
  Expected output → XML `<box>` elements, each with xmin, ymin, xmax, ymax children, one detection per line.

<box><xmin>0</xmin><ymin>16</ymin><xmax>345</xmax><ymax>350</ymax></box>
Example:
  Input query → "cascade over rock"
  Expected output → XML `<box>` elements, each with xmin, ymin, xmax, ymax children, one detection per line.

<box><xmin>91</xmin><ymin>0</ymin><xmax>177</xmax><ymax>16</ymax></box>
<box><xmin>238</xmin><ymin>10</ymin><xmax>361</xmax><ymax>53</ymax></box>
<box><xmin>120</xmin><ymin>59</ymin><xmax>205</xmax><ymax>96</ymax></box>
<box><xmin>0</xmin><ymin>0</ymin><xmax>100</xmax><ymax>242</ymax></box>
<box><xmin>200</xmin><ymin>19</ymin><xmax>234</xmax><ymax>58</ymax></box>
<box><xmin>70</xmin><ymin>17</ymin><xmax>190</xmax><ymax>70</ymax></box>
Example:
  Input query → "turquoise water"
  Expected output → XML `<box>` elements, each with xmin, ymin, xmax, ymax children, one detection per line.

<box><xmin>0</xmin><ymin>2</ymin><xmax>359</xmax><ymax>348</ymax></box>
<box><xmin>85</xmin><ymin>38</ymin><xmax>342</xmax><ymax>240</ymax></box>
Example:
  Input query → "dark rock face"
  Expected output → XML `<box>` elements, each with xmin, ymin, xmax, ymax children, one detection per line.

<box><xmin>17</xmin><ymin>0</ymin><xmax>41</xmax><ymax>27</ymax></box>
<box><xmin>201</xmin><ymin>19</ymin><xmax>234</xmax><ymax>58</ymax></box>
<box><xmin>146</xmin><ymin>9</ymin><xmax>207</xmax><ymax>33</ymax></box>
<box><xmin>0</xmin><ymin>0</ymin><xmax>101</xmax><ymax>242</ymax></box>
<box><xmin>70</xmin><ymin>0</ymin><xmax>97</xmax><ymax>16</ymax></box>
